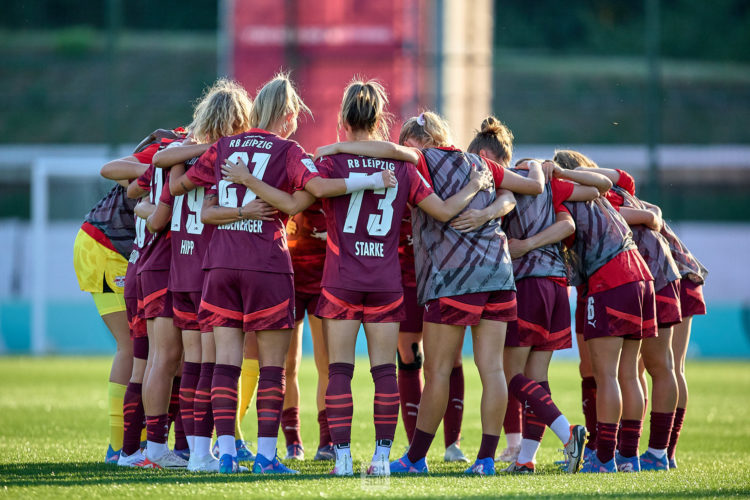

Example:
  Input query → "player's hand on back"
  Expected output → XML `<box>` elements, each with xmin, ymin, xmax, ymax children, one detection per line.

<box><xmin>507</xmin><ymin>238</ymin><xmax>531</xmax><ymax>259</ymax></box>
<box><xmin>381</xmin><ymin>169</ymin><xmax>397</xmax><ymax>189</ymax></box>
<box><xmin>450</xmin><ymin>208</ymin><xmax>490</xmax><ymax>233</ymax></box>
<box><xmin>222</xmin><ymin>157</ymin><xmax>251</xmax><ymax>185</ymax></box>
<box><xmin>541</xmin><ymin>160</ymin><xmax>556</xmax><ymax>183</ymax></box>
<box><xmin>469</xmin><ymin>164</ymin><xmax>493</xmax><ymax>191</ymax></box>
<box><xmin>240</xmin><ymin>199</ymin><xmax>278</xmax><ymax>221</ymax></box>
<box><xmin>313</xmin><ymin>143</ymin><xmax>339</xmax><ymax>161</ymax></box>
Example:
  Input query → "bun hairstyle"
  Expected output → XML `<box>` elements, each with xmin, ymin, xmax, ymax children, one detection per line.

<box><xmin>250</xmin><ymin>72</ymin><xmax>312</xmax><ymax>135</ymax></box>
<box><xmin>466</xmin><ymin>115</ymin><xmax>514</xmax><ymax>166</ymax></box>
<box><xmin>340</xmin><ymin>78</ymin><xmax>392</xmax><ymax>141</ymax></box>
<box><xmin>553</xmin><ymin>149</ymin><xmax>599</xmax><ymax>170</ymax></box>
<box><xmin>398</xmin><ymin>110</ymin><xmax>453</xmax><ymax>148</ymax></box>
<box><xmin>189</xmin><ymin>78</ymin><xmax>253</xmax><ymax>144</ymax></box>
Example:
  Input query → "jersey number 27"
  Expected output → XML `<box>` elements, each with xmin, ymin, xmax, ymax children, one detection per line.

<box><xmin>218</xmin><ymin>152</ymin><xmax>271</xmax><ymax>207</ymax></box>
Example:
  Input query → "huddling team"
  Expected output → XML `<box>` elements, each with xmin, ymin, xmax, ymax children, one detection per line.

<box><xmin>73</xmin><ymin>73</ymin><xmax>707</xmax><ymax>476</ymax></box>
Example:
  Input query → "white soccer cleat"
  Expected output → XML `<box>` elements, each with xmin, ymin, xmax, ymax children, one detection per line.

<box><xmin>117</xmin><ymin>449</ymin><xmax>147</xmax><ymax>468</ymax></box>
<box><xmin>188</xmin><ymin>453</ymin><xmax>220</xmax><ymax>473</ymax></box>
<box><xmin>330</xmin><ymin>453</ymin><xmax>354</xmax><ymax>476</ymax></box>
<box><xmin>146</xmin><ymin>448</ymin><xmax>189</xmax><ymax>468</ymax></box>
<box><xmin>366</xmin><ymin>453</ymin><xmax>391</xmax><ymax>477</ymax></box>
<box><xmin>495</xmin><ymin>445</ymin><xmax>521</xmax><ymax>463</ymax></box>
<box><xmin>444</xmin><ymin>442</ymin><xmax>470</xmax><ymax>463</ymax></box>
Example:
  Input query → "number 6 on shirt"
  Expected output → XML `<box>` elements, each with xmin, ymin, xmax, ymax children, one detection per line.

<box><xmin>219</xmin><ymin>152</ymin><xmax>271</xmax><ymax>207</ymax></box>
<box><xmin>343</xmin><ymin>172</ymin><xmax>397</xmax><ymax>236</ymax></box>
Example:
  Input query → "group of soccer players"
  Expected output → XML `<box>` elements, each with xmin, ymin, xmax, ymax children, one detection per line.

<box><xmin>73</xmin><ymin>73</ymin><xmax>707</xmax><ymax>476</ymax></box>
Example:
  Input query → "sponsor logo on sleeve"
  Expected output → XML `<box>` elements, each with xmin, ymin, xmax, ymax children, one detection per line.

<box><xmin>302</xmin><ymin>158</ymin><xmax>318</xmax><ymax>173</ymax></box>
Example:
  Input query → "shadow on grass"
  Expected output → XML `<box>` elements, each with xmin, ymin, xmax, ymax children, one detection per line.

<box><xmin>1</xmin><ymin>462</ymin><xmax>749</xmax><ymax>499</ymax></box>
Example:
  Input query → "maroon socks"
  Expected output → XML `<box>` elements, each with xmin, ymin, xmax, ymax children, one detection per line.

<box><xmin>408</xmin><ymin>428</ymin><xmax>435</xmax><ymax>463</ymax></box>
<box><xmin>503</xmin><ymin>392</ymin><xmax>523</xmax><ymax>435</ymax></box>
<box><xmin>372</xmin><ymin>364</ymin><xmax>399</xmax><ymax>442</ymax></box>
<box><xmin>146</xmin><ymin>414</ymin><xmax>168</xmax><ymax>444</ymax></box>
<box><xmin>444</xmin><ymin>366</ymin><xmax>464</xmax><ymax>447</ymax></box>
<box><xmin>397</xmin><ymin>366</ymin><xmax>422</xmax><ymax>442</ymax></box>
<box><xmin>618</xmin><ymin>419</ymin><xmax>643</xmax><ymax>457</ymax></box>
<box><xmin>326</xmin><ymin>363</ymin><xmax>355</xmax><ymax>445</ymax></box>
<box><xmin>520</xmin><ymin>380</ymin><xmax>553</xmax><ymax>442</ymax></box>
<box><xmin>257</xmin><ymin>366</ymin><xmax>286</xmax><ymax>438</ymax></box>
<box><xmin>581</xmin><ymin>377</ymin><xmax>598</xmax><ymax>451</ymax></box>
<box><xmin>317</xmin><ymin>409</ymin><xmax>332</xmax><ymax>449</ymax></box>
<box><xmin>648</xmin><ymin>411</ymin><xmax>676</xmax><ymax>451</ymax></box>
<box><xmin>477</xmin><ymin>433</ymin><xmax>500</xmax><ymax>460</ymax></box>
<box><xmin>122</xmin><ymin>382</ymin><xmax>145</xmax><ymax>455</ymax></box>
<box><xmin>179</xmin><ymin>362</ymin><xmax>201</xmax><ymax>442</ymax></box>
<box><xmin>193</xmin><ymin>362</ymin><xmax>214</xmax><ymax>439</ymax></box>
<box><xmin>509</xmin><ymin>374</ymin><xmax>562</xmax><ymax>431</ymax></box>
<box><xmin>668</xmin><ymin>407</ymin><xmax>686</xmax><ymax>459</ymax></box>
<box><xmin>211</xmin><ymin>364</ymin><xmax>241</xmax><ymax>439</ymax></box>
<box><xmin>281</xmin><ymin>406</ymin><xmax>301</xmax><ymax>446</ymax></box>
<box><xmin>596</xmin><ymin>421</ymin><xmax>619</xmax><ymax>463</ymax></box>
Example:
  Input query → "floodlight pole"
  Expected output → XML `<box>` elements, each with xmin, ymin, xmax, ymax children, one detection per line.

<box><xmin>646</xmin><ymin>0</ymin><xmax>662</xmax><ymax>201</ymax></box>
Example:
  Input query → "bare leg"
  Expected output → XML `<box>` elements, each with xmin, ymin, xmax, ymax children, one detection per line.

<box><xmin>102</xmin><ymin>310</ymin><xmax>133</xmax><ymax>385</ymax></box>
<box><xmin>310</xmin><ymin>315</ymin><xmax>328</xmax><ymax>413</ymax></box>
<box><xmin>471</xmin><ymin>319</ymin><xmax>508</xmax><ymax>437</ymax></box>
<box><xmin>618</xmin><ymin>339</ymin><xmax>644</xmax><ymax>420</ymax></box>
<box><xmin>642</xmin><ymin>328</ymin><xmax>678</xmax><ymax>413</ymax></box>
<box><xmin>671</xmin><ymin>318</ymin><xmax>692</xmax><ymax>409</ymax></box>
<box><xmin>587</xmin><ymin>336</ymin><xmax>624</xmax><ymax>424</ymax></box>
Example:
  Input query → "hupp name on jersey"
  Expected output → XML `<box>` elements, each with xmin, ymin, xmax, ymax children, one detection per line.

<box><xmin>347</xmin><ymin>158</ymin><xmax>395</xmax><ymax>171</ymax></box>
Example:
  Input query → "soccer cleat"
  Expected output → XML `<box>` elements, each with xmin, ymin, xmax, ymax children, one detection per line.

<box><xmin>669</xmin><ymin>457</ymin><xmax>678</xmax><ymax>470</ymax></box>
<box><xmin>219</xmin><ymin>454</ymin><xmax>240</xmax><ymax>474</ymax></box>
<box><xmin>562</xmin><ymin>425</ymin><xmax>588</xmax><ymax>473</ymax></box>
<box><xmin>146</xmin><ymin>448</ymin><xmax>189</xmax><ymax>469</ymax></box>
<box><xmin>105</xmin><ymin>445</ymin><xmax>121</xmax><ymax>464</ymax></box>
<box><xmin>495</xmin><ymin>445</ymin><xmax>521</xmax><ymax>463</ymax></box>
<box><xmin>639</xmin><ymin>450</ymin><xmax>669</xmax><ymax>471</ymax></box>
<box><xmin>389</xmin><ymin>453</ymin><xmax>428</xmax><ymax>474</ymax></box>
<box><xmin>173</xmin><ymin>448</ymin><xmax>190</xmax><ymax>461</ymax></box>
<box><xmin>285</xmin><ymin>443</ymin><xmax>305</xmax><ymax>460</ymax></box>
<box><xmin>314</xmin><ymin>444</ymin><xmax>336</xmax><ymax>461</ymax></box>
<box><xmin>503</xmin><ymin>461</ymin><xmax>535</xmax><ymax>474</ymax></box>
<box><xmin>188</xmin><ymin>453</ymin><xmax>220</xmax><ymax>473</ymax></box>
<box><xmin>580</xmin><ymin>453</ymin><xmax>616</xmax><ymax>473</ymax></box>
<box><xmin>615</xmin><ymin>451</ymin><xmax>641</xmax><ymax>472</ymax></box>
<box><xmin>329</xmin><ymin>452</ymin><xmax>354</xmax><ymax>476</ymax></box>
<box><xmin>236</xmin><ymin>440</ymin><xmax>255</xmax><ymax>462</ymax></box>
<box><xmin>253</xmin><ymin>453</ymin><xmax>299</xmax><ymax>474</ymax></box>
<box><xmin>117</xmin><ymin>449</ymin><xmax>147</xmax><ymax>468</ymax></box>
<box><xmin>366</xmin><ymin>453</ymin><xmax>390</xmax><ymax>477</ymax></box>
<box><xmin>444</xmin><ymin>442</ymin><xmax>470</xmax><ymax>462</ymax></box>
<box><xmin>465</xmin><ymin>457</ymin><xmax>496</xmax><ymax>475</ymax></box>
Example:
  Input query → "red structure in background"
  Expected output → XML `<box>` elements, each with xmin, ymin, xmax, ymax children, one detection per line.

<box><xmin>230</xmin><ymin>0</ymin><xmax>430</xmax><ymax>152</ymax></box>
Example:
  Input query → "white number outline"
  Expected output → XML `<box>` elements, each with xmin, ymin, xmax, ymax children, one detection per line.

<box><xmin>218</xmin><ymin>152</ymin><xmax>272</xmax><ymax>208</ymax></box>
<box><xmin>171</xmin><ymin>187</ymin><xmax>205</xmax><ymax>235</ymax></box>
<box><xmin>343</xmin><ymin>173</ymin><xmax>397</xmax><ymax>236</ymax></box>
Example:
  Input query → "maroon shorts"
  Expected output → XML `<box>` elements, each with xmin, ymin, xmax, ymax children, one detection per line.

<box><xmin>295</xmin><ymin>290</ymin><xmax>320</xmax><ymax>322</ymax></box>
<box><xmin>140</xmin><ymin>270</ymin><xmax>173</xmax><ymax>319</ymax></box>
<box><xmin>125</xmin><ymin>296</ymin><xmax>147</xmax><ymax>339</ymax></box>
<box><xmin>199</xmin><ymin>268</ymin><xmax>295</xmax><ymax>332</ymax></box>
<box><xmin>575</xmin><ymin>293</ymin><xmax>586</xmax><ymax>335</ymax></box>
<box><xmin>506</xmin><ymin>278</ymin><xmax>572</xmax><ymax>351</ymax></box>
<box><xmin>680</xmin><ymin>278</ymin><xmax>706</xmax><ymax>318</ymax></box>
<box><xmin>583</xmin><ymin>280</ymin><xmax>657</xmax><ymax>341</ymax></box>
<box><xmin>133</xmin><ymin>336</ymin><xmax>149</xmax><ymax>360</ymax></box>
<box><xmin>655</xmin><ymin>280</ymin><xmax>682</xmax><ymax>328</ymax></box>
<box><xmin>400</xmin><ymin>285</ymin><xmax>424</xmax><ymax>333</ymax></box>
<box><xmin>423</xmin><ymin>290</ymin><xmax>517</xmax><ymax>326</ymax></box>
<box><xmin>315</xmin><ymin>287</ymin><xmax>405</xmax><ymax>323</ymax></box>
<box><xmin>173</xmin><ymin>290</ymin><xmax>211</xmax><ymax>332</ymax></box>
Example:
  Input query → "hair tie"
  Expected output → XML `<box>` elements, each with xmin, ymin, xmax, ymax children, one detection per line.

<box><xmin>416</xmin><ymin>113</ymin><xmax>426</xmax><ymax>126</ymax></box>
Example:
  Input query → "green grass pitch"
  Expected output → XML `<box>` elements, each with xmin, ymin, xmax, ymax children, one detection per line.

<box><xmin>1</xmin><ymin>357</ymin><xmax>749</xmax><ymax>498</ymax></box>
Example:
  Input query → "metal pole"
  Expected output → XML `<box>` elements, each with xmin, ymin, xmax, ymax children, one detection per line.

<box><xmin>31</xmin><ymin>161</ymin><xmax>48</xmax><ymax>355</ymax></box>
<box><xmin>434</xmin><ymin>0</ymin><xmax>444</xmax><ymax>114</ymax></box>
<box><xmin>218</xmin><ymin>0</ymin><xmax>234</xmax><ymax>78</ymax></box>
<box><xmin>645</xmin><ymin>0</ymin><xmax>662</xmax><ymax>201</ymax></box>
<box><xmin>106</xmin><ymin>0</ymin><xmax>121</xmax><ymax>157</ymax></box>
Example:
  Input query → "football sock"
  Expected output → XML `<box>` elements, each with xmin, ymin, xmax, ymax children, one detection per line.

<box><xmin>596</xmin><ymin>422</ymin><xmax>618</xmax><ymax>463</ymax></box>
<box><xmin>326</xmin><ymin>363</ymin><xmax>355</xmax><ymax>446</ymax></box>
<box><xmin>510</xmin><ymin>376</ymin><xmax>563</xmax><ymax>439</ymax></box>
<box><xmin>581</xmin><ymin>377</ymin><xmax>598</xmax><ymax>451</ymax></box>
<box><xmin>506</xmin><ymin>432</ymin><xmax>522</xmax><ymax>449</ymax></box>
<box><xmin>179</xmin><ymin>362</ymin><xmax>201</xmax><ymax>452</ymax></box>
<box><xmin>667</xmin><ymin>407</ymin><xmax>686</xmax><ymax>459</ymax></box>
<box><xmin>648</xmin><ymin>411</ymin><xmax>675</xmax><ymax>454</ymax></box>
<box><xmin>256</xmin><ymin>366</ymin><xmax>286</xmax><ymax>455</ymax></box>
<box><xmin>407</xmin><ymin>428</ymin><xmax>435</xmax><ymax>463</ymax></box>
<box><xmin>522</xmin><ymin>401</ymin><xmax>547</xmax><ymax>443</ymax></box>
<box><xmin>146</xmin><ymin>413</ymin><xmax>169</xmax><ymax>457</ymax></box>
<box><xmin>477</xmin><ymin>433</ymin><xmax>500</xmax><ymax>460</ymax></box>
<box><xmin>281</xmin><ymin>406</ymin><xmax>302</xmax><ymax>447</ymax></box>
<box><xmin>193</xmin><ymin>363</ymin><xmax>215</xmax><ymax>446</ymax></box>
<box><xmin>122</xmin><ymin>382</ymin><xmax>144</xmax><ymax>455</ymax></box>
<box><xmin>236</xmin><ymin>358</ymin><xmax>259</xmax><ymax>441</ymax></box>
<box><xmin>168</xmin><ymin>377</ymin><xmax>188</xmax><ymax>451</ymax></box>
<box><xmin>618</xmin><ymin>419</ymin><xmax>643</xmax><ymax>457</ymax></box>
<box><xmin>503</xmin><ymin>392</ymin><xmax>523</xmax><ymax>437</ymax></box>
<box><xmin>371</xmin><ymin>363</ymin><xmax>399</xmax><ymax>442</ymax></box>
<box><xmin>317</xmin><ymin>409</ymin><xmax>332</xmax><ymax>449</ymax></box>
<box><xmin>397</xmin><ymin>365</ymin><xmax>422</xmax><ymax>443</ymax></box>
<box><xmin>211</xmin><ymin>364</ymin><xmax>241</xmax><ymax>458</ymax></box>
<box><xmin>108</xmin><ymin>382</ymin><xmax>127</xmax><ymax>452</ymax></box>
<box><xmin>194</xmin><ymin>437</ymin><xmax>212</xmax><ymax>459</ymax></box>
<box><xmin>517</xmin><ymin>438</ymin><xmax>542</xmax><ymax>465</ymax></box>
<box><xmin>550</xmin><ymin>415</ymin><xmax>573</xmax><ymax>444</ymax></box>
<box><xmin>444</xmin><ymin>365</ymin><xmax>464</xmax><ymax>448</ymax></box>
<box><xmin>373</xmin><ymin>439</ymin><xmax>393</xmax><ymax>461</ymax></box>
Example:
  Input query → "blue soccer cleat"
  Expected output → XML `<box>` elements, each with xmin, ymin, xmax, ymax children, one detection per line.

<box><xmin>639</xmin><ymin>450</ymin><xmax>669</xmax><ymax>471</ymax></box>
<box><xmin>669</xmin><ymin>456</ymin><xmax>678</xmax><ymax>470</ymax></box>
<box><xmin>285</xmin><ymin>443</ymin><xmax>305</xmax><ymax>460</ymax></box>
<box><xmin>236</xmin><ymin>439</ymin><xmax>255</xmax><ymax>462</ymax></box>
<box><xmin>465</xmin><ymin>457</ymin><xmax>495</xmax><ymax>475</ymax></box>
<box><xmin>580</xmin><ymin>453</ymin><xmax>616</xmax><ymax>473</ymax></box>
<box><xmin>390</xmin><ymin>453</ymin><xmax>428</xmax><ymax>474</ymax></box>
<box><xmin>615</xmin><ymin>451</ymin><xmax>641</xmax><ymax>472</ymax></box>
<box><xmin>173</xmin><ymin>448</ymin><xmax>190</xmax><ymax>461</ymax></box>
<box><xmin>219</xmin><ymin>454</ymin><xmax>240</xmax><ymax>474</ymax></box>
<box><xmin>314</xmin><ymin>444</ymin><xmax>335</xmax><ymax>461</ymax></box>
<box><xmin>105</xmin><ymin>445</ymin><xmax>121</xmax><ymax>464</ymax></box>
<box><xmin>253</xmin><ymin>452</ymin><xmax>299</xmax><ymax>474</ymax></box>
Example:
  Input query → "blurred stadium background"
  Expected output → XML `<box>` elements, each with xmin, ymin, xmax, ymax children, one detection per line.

<box><xmin>0</xmin><ymin>0</ymin><xmax>748</xmax><ymax>357</ymax></box>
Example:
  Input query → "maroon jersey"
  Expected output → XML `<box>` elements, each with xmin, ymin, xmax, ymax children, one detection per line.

<box><xmin>186</xmin><ymin>128</ymin><xmax>319</xmax><ymax>273</ymax></box>
<box><xmin>137</xmin><ymin>162</ymin><xmax>172</xmax><ymax>273</ymax></box>
<box><xmin>398</xmin><ymin>215</ymin><xmax>417</xmax><ymax>287</ymax></box>
<box><xmin>288</xmin><ymin>201</ymin><xmax>327</xmax><ymax>294</ymax></box>
<box><xmin>166</xmin><ymin>153</ymin><xmax>215</xmax><ymax>292</ymax></box>
<box><xmin>317</xmin><ymin>153</ymin><xmax>433</xmax><ymax>293</ymax></box>
<box><xmin>129</xmin><ymin>165</ymin><xmax>153</xmax><ymax>270</ymax></box>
